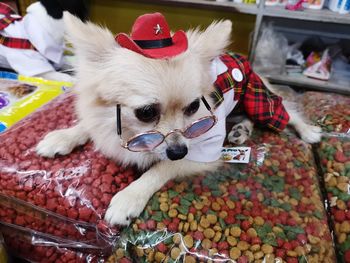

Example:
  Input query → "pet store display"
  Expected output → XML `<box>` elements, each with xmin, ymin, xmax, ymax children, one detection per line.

<box><xmin>302</xmin><ymin>91</ymin><xmax>350</xmax><ymax>133</ymax></box>
<box><xmin>0</xmin><ymin>93</ymin><xmax>138</xmax><ymax>262</ymax></box>
<box><xmin>109</xmin><ymin>131</ymin><xmax>335</xmax><ymax>263</ymax></box>
<box><xmin>0</xmin><ymin>71</ymin><xmax>72</xmax><ymax>133</ymax></box>
<box><xmin>316</xmin><ymin>135</ymin><xmax>350</xmax><ymax>262</ymax></box>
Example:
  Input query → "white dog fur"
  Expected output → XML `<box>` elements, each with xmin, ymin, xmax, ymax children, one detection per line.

<box><xmin>36</xmin><ymin>14</ymin><xmax>321</xmax><ymax>226</ymax></box>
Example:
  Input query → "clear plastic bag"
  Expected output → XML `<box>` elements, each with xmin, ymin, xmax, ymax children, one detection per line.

<box><xmin>302</xmin><ymin>91</ymin><xmax>350</xmax><ymax>134</ymax></box>
<box><xmin>110</xmin><ymin>131</ymin><xmax>335</xmax><ymax>263</ymax></box>
<box><xmin>253</xmin><ymin>24</ymin><xmax>289</xmax><ymax>75</ymax></box>
<box><xmin>0</xmin><ymin>92</ymin><xmax>138</xmax><ymax>262</ymax></box>
<box><xmin>0</xmin><ymin>71</ymin><xmax>73</xmax><ymax>133</ymax></box>
<box><xmin>316</xmin><ymin>134</ymin><xmax>350</xmax><ymax>262</ymax></box>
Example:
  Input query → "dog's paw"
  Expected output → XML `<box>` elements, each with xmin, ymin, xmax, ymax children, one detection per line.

<box><xmin>227</xmin><ymin>122</ymin><xmax>253</xmax><ymax>145</ymax></box>
<box><xmin>300</xmin><ymin>125</ymin><xmax>322</xmax><ymax>144</ymax></box>
<box><xmin>104</xmin><ymin>188</ymin><xmax>148</xmax><ymax>226</ymax></box>
<box><xmin>36</xmin><ymin>129</ymin><xmax>76</xmax><ymax>158</ymax></box>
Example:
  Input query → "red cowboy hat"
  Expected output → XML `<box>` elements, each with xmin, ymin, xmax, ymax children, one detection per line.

<box><xmin>115</xmin><ymin>12</ymin><xmax>188</xmax><ymax>59</ymax></box>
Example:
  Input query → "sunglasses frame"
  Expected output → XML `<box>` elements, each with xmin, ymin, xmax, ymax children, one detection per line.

<box><xmin>116</xmin><ymin>97</ymin><xmax>217</xmax><ymax>152</ymax></box>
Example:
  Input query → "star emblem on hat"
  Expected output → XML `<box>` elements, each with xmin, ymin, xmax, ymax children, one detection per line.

<box><xmin>154</xmin><ymin>24</ymin><xmax>163</xmax><ymax>35</ymax></box>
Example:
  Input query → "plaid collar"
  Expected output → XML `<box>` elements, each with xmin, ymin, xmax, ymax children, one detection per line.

<box><xmin>210</xmin><ymin>52</ymin><xmax>289</xmax><ymax>132</ymax></box>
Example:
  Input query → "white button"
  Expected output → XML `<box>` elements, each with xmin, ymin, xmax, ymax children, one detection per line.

<box><xmin>232</xmin><ymin>68</ymin><xmax>243</xmax><ymax>82</ymax></box>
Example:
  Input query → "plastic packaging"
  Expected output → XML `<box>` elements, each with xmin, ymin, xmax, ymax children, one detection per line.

<box><xmin>0</xmin><ymin>92</ymin><xmax>138</xmax><ymax>262</ymax></box>
<box><xmin>0</xmin><ymin>71</ymin><xmax>72</xmax><ymax>133</ymax></box>
<box><xmin>303</xmin><ymin>49</ymin><xmax>332</xmax><ymax>81</ymax></box>
<box><xmin>253</xmin><ymin>24</ymin><xmax>289</xmax><ymax>75</ymax></box>
<box><xmin>110</xmin><ymin>131</ymin><xmax>336</xmax><ymax>262</ymax></box>
<box><xmin>307</xmin><ymin>0</ymin><xmax>325</xmax><ymax>9</ymax></box>
<box><xmin>302</xmin><ymin>91</ymin><xmax>350</xmax><ymax>133</ymax></box>
<box><xmin>316</xmin><ymin>134</ymin><xmax>350</xmax><ymax>262</ymax></box>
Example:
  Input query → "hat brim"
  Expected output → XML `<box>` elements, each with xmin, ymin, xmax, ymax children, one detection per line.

<box><xmin>116</xmin><ymin>30</ymin><xmax>188</xmax><ymax>59</ymax></box>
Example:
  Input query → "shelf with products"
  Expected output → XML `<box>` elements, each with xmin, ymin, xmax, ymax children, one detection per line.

<box><xmin>266</xmin><ymin>73</ymin><xmax>350</xmax><ymax>95</ymax></box>
<box><xmin>263</xmin><ymin>6</ymin><xmax>350</xmax><ymax>24</ymax></box>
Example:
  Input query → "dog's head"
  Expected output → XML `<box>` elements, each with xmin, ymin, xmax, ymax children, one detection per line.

<box><xmin>64</xmin><ymin>14</ymin><xmax>232</xmax><ymax>167</ymax></box>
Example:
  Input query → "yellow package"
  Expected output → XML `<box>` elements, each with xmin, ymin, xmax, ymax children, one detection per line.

<box><xmin>0</xmin><ymin>72</ymin><xmax>73</xmax><ymax>133</ymax></box>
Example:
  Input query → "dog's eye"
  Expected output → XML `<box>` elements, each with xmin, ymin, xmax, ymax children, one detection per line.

<box><xmin>135</xmin><ymin>104</ymin><xmax>160</xmax><ymax>123</ymax></box>
<box><xmin>184</xmin><ymin>99</ymin><xmax>200</xmax><ymax>116</ymax></box>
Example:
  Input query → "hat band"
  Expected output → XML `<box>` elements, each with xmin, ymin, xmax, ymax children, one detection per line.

<box><xmin>134</xmin><ymin>38</ymin><xmax>173</xmax><ymax>49</ymax></box>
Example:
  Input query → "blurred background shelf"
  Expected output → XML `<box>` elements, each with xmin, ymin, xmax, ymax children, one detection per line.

<box><xmin>263</xmin><ymin>6</ymin><xmax>350</xmax><ymax>24</ymax></box>
<box><xmin>266</xmin><ymin>74</ymin><xmax>350</xmax><ymax>95</ymax></box>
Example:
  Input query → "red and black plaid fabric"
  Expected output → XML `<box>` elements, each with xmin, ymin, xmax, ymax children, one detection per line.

<box><xmin>211</xmin><ymin>52</ymin><xmax>290</xmax><ymax>132</ymax></box>
<box><xmin>0</xmin><ymin>2</ymin><xmax>36</xmax><ymax>50</ymax></box>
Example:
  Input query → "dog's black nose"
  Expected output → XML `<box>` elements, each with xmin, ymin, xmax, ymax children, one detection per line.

<box><xmin>166</xmin><ymin>144</ymin><xmax>188</xmax><ymax>161</ymax></box>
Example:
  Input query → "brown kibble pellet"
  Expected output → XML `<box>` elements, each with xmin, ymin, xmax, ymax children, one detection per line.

<box><xmin>155</xmin><ymin>252</ymin><xmax>166</xmax><ymax>262</ymax></box>
<box><xmin>171</xmin><ymin>247</ymin><xmax>181</xmax><ymax>260</ymax></box>
<box><xmin>261</xmin><ymin>244</ymin><xmax>273</xmax><ymax>254</ymax></box>
<box><xmin>250</xmin><ymin>244</ymin><xmax>260</xmax><ymax>252</ymax></box>
<box><xmin>219</xmin><ymin>211</ymin><xmax>228</xmax><ymax>219</ymax></box>
<box><xmin>243</xmin><ymin>250</ymin><xmax>254</xmax><ymax>262</ymax></box>
<box><xmin>184</xmin><ymin>235</ymin><xmax>194</xmax><ymax>248</ymax></box>
<box><xmin>340</xmin><ymin>221</ymin><xmax>350</xmax><ymax>233</ymax></box>
<box><xmin>204</xmin><ymin>228</ymin><xmax>215</xmax><ymax>239</ymax></box>
<box><xmin>168</xmin><ymin>209</ymin><xmax>178</xmax><ymax>218</ymax></box>
<box><xmin>160</xmin><ymin>203</ymin><xmax>169</xmax><ymax>212</ymax></box>
<box><xmin>184</xmin><ymin>255</ymin><xmax>196</xmax><ymax>263</ymax></box>
<box><xmin>287</xmin><ymin>250</ymin><xmax>298</xmax><ymax>257</ymax></box>
<box><xmin>226</xmin><ymin>200</ymin><xmax>235</xmax><ymax>209</ymax></box>
<box><xmin>211</xmin><ymin>202</ymin><xmax>221</xmax><ymax>211</ymax></box>
<box><xmin>230</xmin><ymin>226</ymin><xmax>242</xmax><ymax>237</ymax></box>
<box><xmin>237</xmin><ymin>241</ymin><xmax>249</xmax><ymax>251</ymax></box>
<box><xmin>227</xmin><ymin>236</ymin><xmax>237</xmax><ymax>246</ymax></box>
<box><xmin>190</xmin><ymin>220</ymin><xmax>198</xmax><ymax>231</ymax></box>
<box><xmin>213</xmin><ymin>231</ymin><xmax>222</xmax><ymax>243</ymax></box>
<box><xmin>200</xmin><ymin>217</ymin><xmax>210</xmax><ymax>228</ymax></box>
<box><xmin>254</xmin><ymin>251</ymin><xmax>264</xmax><ymax>259</ymax></box>
<box><xmin>247</xmin><ymin>228</ymin><xmax>257</xmax><ymax>238</ymax></box>
<box><xmin>201</xmin><ymin>238</ymin><xmax>212</xmax><ymax>250</ymax></box>
<box><xmin>207</xmin><ymin>214</ymin><xmax>218</xmax><ymax>224</ymax></box>
<box><xmin>173</xmin><ymin>233</ymin><xmax>182</xmax><ymax>244</ymax></box>
<box><xmin>183</xmin><ymin>222</ymin><xmax>190</xmax><ymax>233</ymax></box>
<box><xmin>229</xmin><ymin>247</ymin><xmax>241</xmax><ymax>260</ymax></box>
<box><xmin>188</xmin><ymin>213</ymin><xmax>194</xmax><ymax>222</ymax></box>
<box><xmin>254</xmin><ymin>216</ymin><xmax>264</xmax><ymax>226</ymax></box>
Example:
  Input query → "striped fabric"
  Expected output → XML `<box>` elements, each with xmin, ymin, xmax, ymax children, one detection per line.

<box><xmin>0</xmin><ymin>2</ymin><xmax>36</xmax><ymax>50</ymax></box>
<box><xmin>211</xmin><ymin>52</ymin><xmax>290</xmax><ymax>132</ymax></box>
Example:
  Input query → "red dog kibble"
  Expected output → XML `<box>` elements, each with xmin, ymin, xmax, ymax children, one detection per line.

<box><xmin>0</xmin><ymin>93</ymin><xmax>138</xmax><ymax>262</ymax></box>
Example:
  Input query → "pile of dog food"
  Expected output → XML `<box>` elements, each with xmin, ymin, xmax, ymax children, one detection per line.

<box><xmin>0</xmin><ymin>93</ymin><xmax>138</xmax><ymax>262</ymax></box>
<box><xmin>110</xmin><ymin>132</ymin><xmax>335</xmax><ymax>262</ymax></box>
<box><xmin>0</xmin><ymin>86</ymin><xmax>349</xmax><ymax>263</ymax></box>
<box><xmin>317</xmin><ymin>135</ymin><xmax>350</xmax><ymax>262</ymax></box>
<box><xmin>303</xmin><ymin>91</ymin><xmax>350</xmax><ymax>133</ymax></box>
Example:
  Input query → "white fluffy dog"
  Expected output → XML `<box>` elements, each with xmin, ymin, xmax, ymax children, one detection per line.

<box><xmin>36</xmin><ymin>13</ymin><xmax>321</xmax><ymax>226</ymax></box>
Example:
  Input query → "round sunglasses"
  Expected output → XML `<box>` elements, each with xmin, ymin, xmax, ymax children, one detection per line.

<box><xmin>116</xmin><ymin>97</ymin><xmax>217</xmax><ymax>152</ymax></box>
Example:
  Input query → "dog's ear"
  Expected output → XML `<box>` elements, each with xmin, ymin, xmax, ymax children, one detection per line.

<box><xmin>187</xmin><ymin>20</ymin><xmax>232</xmax><ymax>61</ymax></box>
<box><xmin>63</xmin><ymin>12</ymin><xmax>116</xmax><ymax>63</ymax></box>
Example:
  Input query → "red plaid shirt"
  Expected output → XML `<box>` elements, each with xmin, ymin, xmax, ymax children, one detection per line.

<box><xmin>0</xmin><ymin>3</ymin><xmax>36</xmax><ymax>50</ymax></box>
<box><xmin>211</xmin><ymin>52</ymin><xmax>289</xmax><ymax>132</ymax></box>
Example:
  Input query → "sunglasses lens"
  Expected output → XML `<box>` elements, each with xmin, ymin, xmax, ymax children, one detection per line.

<box><xmin>127</xmin><ymin>132</ymin><xmax>164</xmax><ymax>152</ymax></box>
<box><xmin>183</xmin><ymin>117</ymin><xmax>216</xmax><ymax>139</ymax></box>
